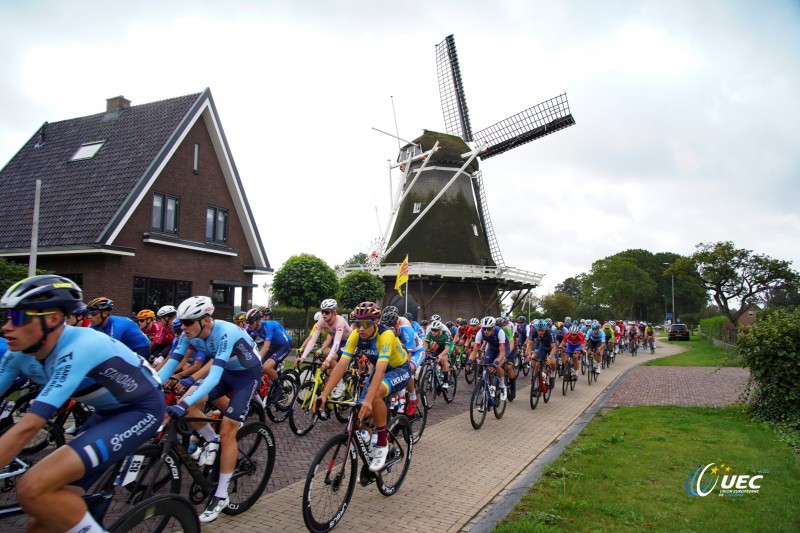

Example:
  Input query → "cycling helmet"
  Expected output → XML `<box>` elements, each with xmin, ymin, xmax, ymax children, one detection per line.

<box><xmin>136</xmin><ymin>309</ymin><xmax>155</xmax><ymax>320</ymax></box>
<box><xmin>603</xmin><ymin>322</ymin><xmax>612</xmax><ymax>329</ymax></box>
<box><xmin>72</xmin><ymin>302</ymin><xmax>90</xmax><ymax>317</ymax></box>
<box><xmin>480</xmin><ymin>316</ymin><xmax>496</xmax><ymax>328</ymax></box>
<box><xmin>556</xmin><ymin>322</ymin><xmax>564</xmax><ymax>329</ymax></box>
<box><xmin>380</xmin><ymin>306</ymin><xmax>399</xmax><ymax>326</ymax></box>
<box><xmin>177</xmin><ymin>296</ymin><xmax>214</xmax><ymax>320</ymax></box>
<box><xmin>430</xmin><ymin>314</ymin><xmax>441</xmax><ymax>321</ymax></box>
<box><xmin>469</xmin><ymin>318</ymin><xmax>479</xmax><ymax>326</ymax></box>
<box><xmin>172</xmin><ymin>318</ymin><xmax>182</xmax><ymax>333</ymax></box>
<box><xmin>591</xmin><ymin>320</ymin><xmax>600</xmax><ymax>329</ymax></box>
<box><xmin>234</xmin><ymin>312</ymin><xmax>246</xmax><ymax>322</ymax></box>
<box><xmin>87</xmin><ymin>296</ymin><xmax>114</xmax><ymax>311</ymax></box>
<box><xmin>259</xmin><ymin>306</ymin><xmax>272</xmax><ymax>316</ymax></box>
<box><xmin>156</xmin><ymin>305</ymin><xmax>176</xmax><ymax>318</ymax></box>
<box><xmin>245</xmin><ymin>308</ymin><xmax>262</xmax><ymax>323</ymax></box>
<box><xmin>516</xmin><ymin>316</ymin><xmax>527</xmax><ymax>323</ymax></box>
<box><xmin>579</xmin><ymin>319</ymin><xmax>586</xmax><ymax>324</ymax></box>
<box><xmin>446</xmin><ymin>321</ymin><xmax>454</xmax><ymax>327</ymax></box>
<box><xmin>430</xmin><ymin>319</ymin><xmax>445</xmax><ymax>331</ymax></box>
<box><xmin>352</xmin><ymin>301</ymin><xmax>381</xmax><ymax>321</ymax></box>
<box><xmin>1</xmin><ymin>275</ymin><xmax>83</xmax><ymax>314</ymax></box>
<box><xmin>546</xmin><ymin>318</ymin><xmax>553</xmax><ymax>325</ymax></box>
<box><xmin>569</xmin><ymin>325</ymin><xmax>580</xmax><ymax>334</ymax></box>
<box><xmin>533</xmin><ymin>318</ymin><xmax>547</xmax><ymax>330</ymax></box>
<box><xmin>420</xmin><ymin>320</ymin><xmax>429</xmax><ymax>327</ymax></box>
<box><xmin>314</xmin><ymin>311</ymin><xmax>322</xmax><ymax>321</ymax></box>
<box><xmin>320</xmin><ymin>299</ymin><xmax>338</xmax><ymax>311</ymax></box>
<box><xmin>496</xmin><ymin>316</ymin><xmax>505</xmax><ymax>325</ymax></box>
<box><xmin>404</xmin><ymin>312</ymin><xmax>413</xmax><ymax>320</ymax></box>
<box><xmin>564</xmin><ymin>316</ymin><xmax>572</xmax><ymax>323</ymax></box>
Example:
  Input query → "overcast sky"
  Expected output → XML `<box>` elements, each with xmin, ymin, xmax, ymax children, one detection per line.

<box><xmin>2</xmin><ymin>0</ymin><xmax>799</xmax><ymax>303</ymax></box>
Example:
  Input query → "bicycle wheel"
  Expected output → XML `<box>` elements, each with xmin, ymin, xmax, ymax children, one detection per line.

<box><xmin>335</xmin><ymin>372</ymin><xmax>360</xmax><ymax>424</ymax></box>
<box><xmin>302</xmin><ymin>433</ymin><xmax>357</xmax><ymax>533</ymax></box>
<box><xmin>543</xmin><ymin>372</ymin><xmax>552</xmax><ymax>403</ymax></box>
<box><xmin>651</xmin><ymin>341</ymin><xmax>655</xmax><ymax>354</ymax></box>
<box><xmin>376</xmin><ymin>416</ymin><xmax>412</xmax><ymax>496</ymax></box>
<box><xmin>222</xmin><ymin>422</ymin><xmax>275</xmax><ymax>515</ymax></box>
<box><xmin>107</xmin><ymin>493</ymin><xmax>200</xmax><ymax>533</ymax></box>
<box><xmin>93</xmin><ymin>444</ymin><xmax>181</xmax><ymax>524</ymax></box>
<box><xmin>469</xmin><ymin>383</ymin><xmax>487</xmax><ymax>430</ymax></box>
<box><xmin>493</xmin><ymin>379</ymin><xmax>506</xmax><ymax>420</ymax></box>
<box><xmin>562</xmin><ymin>366</ymin><xmax>569</xmax><ymax>396</ymax></box>
<box><xmin>247</xmin><ymin>397</ymin><xmax>266</xmax><ymax>424</ymax></box>
<box><xmin>421</xmin><ymin>368</ymin><xmax>436</xmax><ymax>409</ymax></box>
<box><xmin>529</xmin><ymin>371</ymin><xmax>541</xmax><ymax>410</ymax></box>
<box><xmin>464</xmin><ymin>362</ymin><xmax>475</xmax><ymax>385</ymax></box>
<box><xmin>442</xmin><ymin>369</ymin><xmax>457</xmax><ymax>403</ymax></box>
<box><xmin>7</xmin><ymin>393</ymin><xmax>66</xmax><ymax>457</ymax></box>
<box><xmin>570</xmin><ymin>367</ymin><xmax>576</xmax><ymax>391</ymax></box>
<box><xmin>522</xmin><ymin>358</ymin><xmax>531</xmax><ymax>377</ymax></box>
<box><xmin>408</xmin><ymin>393</ymin><xmax>427</xmax><ymax>443</ymax></box>
<box><xmin>580</xmin><ymin>354</ymin><xmax>587</xmax><ymax>375</ymax></box>
<box><xmin>266</xmin><ymin>374</ymin><xmax>296</xmax><ymax>423</ymax></box>
<box><xmin>289</xmin><ymin>380</ymin><xmax>319</xmax><ymax>436</ymax></box>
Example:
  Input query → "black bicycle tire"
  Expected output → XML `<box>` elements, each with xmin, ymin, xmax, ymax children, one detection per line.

<box><xmin>442</xmin><ymin>368</ymin><xmax>457</xmax><ymax>403</ymax></box>
<box><xmin>107</xmin><ymin>493</ymin><xmax>200</xmax><ymax>533</ymax></box>
<box><xmin>265</xmin><ymin>374</ymin><xmax>296</xmax><ymax>423</ymax></box>
<box><xmin>493</xmin><ymin>378</ymin><xmax>506</xmax><ymax>420</ymax></box>
<box><xmin>530</xmin><ymin>369</ymin><xmax>540</xmax><ymax>410</ymax></box>
<box><xmin>408</xmin><ymin>392</ymin><xmax>427</xmax><ymax>443</ymax></box>
<box><xmin>469</xmin><ymin>383</ymin><xmax>487</xmax><ymax>430</ymax></box>
<box><xmin>289</xmin><ymin>381</ymin><xmax>319</xmax><ymax>436</ymax></box>
<box><xmin>376</xmin><ymin>416</ymin><xmax>412</xmax><ymax>496</ymax></box>
<box><xmin>223</xmin><ymin>422</ymin><xmax>275</xmax><ymax>515</ymax></box>
<box><xmin>302</xmin><ymin>433</ymin><xmax>357</xmax><ymax>533</ymax></box>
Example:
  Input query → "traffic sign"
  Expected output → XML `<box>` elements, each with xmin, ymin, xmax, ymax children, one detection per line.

<box><xmin>666</xmin><ymin>313</ymin><xmax>672</xmax><ymax>319</ymax></box>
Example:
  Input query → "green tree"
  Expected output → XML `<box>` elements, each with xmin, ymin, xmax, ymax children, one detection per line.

<box><xmin>0</xmin><ymin>258</ymin><xmax>50</xmax><ymax>295</ymax></box>
<box><xmin>272</xmin><ymin>254</ymin><xmax>339</xmax><ymax>327</ymax></box>
<box><xmin>343</xmin><ymin>252</ymin><xmax>368</xmax><ymax>267</ymax></box>
<box><xmin>540</xmin><ymin>292</ymin><xmax>578</xmax><ymax>321</ymax></box>
<box><xmin>339</xmin><ymin>270</ymin><xmax>385</xmax><ymax>310</ymax></box>
<box><xmin>588</xmin><ymin>255</ymin><xmax>657</xmax><ymax>319</ymax></box>
<box><xmin>555</xmin><ymin>276</ymin><xmax>583</xmax><ymax>305</ymax></box>
<box><xmin>670</xmin><ymin>241</ymin><xmax>800</xmax><ymax>324</ymax></box>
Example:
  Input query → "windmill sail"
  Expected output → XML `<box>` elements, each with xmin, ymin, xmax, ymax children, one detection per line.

<box><xmin>436</xmin><ymin>35</ymin><xmax>473</xmax><ymax>141</ymax></box>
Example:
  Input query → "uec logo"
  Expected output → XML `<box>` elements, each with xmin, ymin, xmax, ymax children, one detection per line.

<box><xmin>685</xmin><ymin>463</ymin><xmax>764</xmax><ymax>497</ymax></box>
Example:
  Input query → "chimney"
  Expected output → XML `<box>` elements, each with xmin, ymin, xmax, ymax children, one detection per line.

<box><xmin>106</xmin><ymin>95</ymin><xmax>131</xmax><ymax>113</ymax></box>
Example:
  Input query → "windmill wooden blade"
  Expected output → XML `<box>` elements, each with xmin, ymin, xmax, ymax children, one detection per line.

<box><xmin>472</xmin><ymin>93</ymin><xmax>575</xmax><ymax>159</ymax></box>
<box><xmin>436</xmin><ymin>35</ymin><xmax>473</xmax><ymax>141</ymax></box>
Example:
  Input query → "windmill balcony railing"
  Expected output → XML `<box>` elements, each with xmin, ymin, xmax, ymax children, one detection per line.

<box><xmin>340</xmin><ymin>262</ymin><xmax>544</xmax><ymax>286</ymax></box>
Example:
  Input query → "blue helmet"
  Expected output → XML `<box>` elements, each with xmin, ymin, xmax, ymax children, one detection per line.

<box><xmin>172</xmin><ymin>317</ymin><xmax>182</xmax><ymax>333</ymax></box>
<box><xmin>533</xmin><ymin>319</ymin><xmax>547</xmax><ymax>330</ymax></box>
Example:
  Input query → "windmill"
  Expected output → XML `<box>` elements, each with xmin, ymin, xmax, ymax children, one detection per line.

<box><xmin>353</xmin><ymin>35</ymin><xmax>576</xmax><ymax>319</ymax></box>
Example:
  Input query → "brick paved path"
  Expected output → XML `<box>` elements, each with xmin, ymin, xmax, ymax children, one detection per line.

<box><xmin>604</xmin><ymin>366</ymin><xmax>750</xmax><ymax>408</ymax></box>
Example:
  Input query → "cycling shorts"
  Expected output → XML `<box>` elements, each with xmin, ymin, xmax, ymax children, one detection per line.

<box><xmin>409</xmin><ymin>348</ymin><xmax>426</xmax><ymax>371</ymax></box>
<box><xmin>586</xmin><ymin>339</ymin><xmax>604</xmax><ymax>351</ymax></box>
<box><xmin>564</xmin><ymin>342</ymin><xmax>583</xmax><ymax>355</ymax></box>
<box><xmin>360</xmin><ymin>362</ymin><xmax>411</xmax><ymax>400</ymax></box>
<box><xmin>534</xmin><ymin>345</ymin><xmax>552</xmax><ymax>362</ymax></box>
<box><xmin>207</xmin><ymin>368</ymin><xmax>261</xmax><ymax>422</ymax></box>
<box><xmin>70</xmin><ymin>390</ymin><xmax>165</xmax><ymax>490</ymax></box>
<box><xmin>263</xmin><ymin>342</ymin><xmax>292</xmax><ymax>365</ymax></box>
<box><xmin>132</xmin><ymin>345</ymin><xmax>150</xmax><ymax>359</ymax></box>
<box><xmin>482</xmin><ymin>344</ymin><xmax>508</xmax><ymax>365</ymax></box>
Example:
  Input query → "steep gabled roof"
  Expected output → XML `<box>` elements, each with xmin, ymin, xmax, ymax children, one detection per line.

<box><xmin>0</xmin><ymin>89</ymin><xmax>270</xmax><ymax>271</ymax></box>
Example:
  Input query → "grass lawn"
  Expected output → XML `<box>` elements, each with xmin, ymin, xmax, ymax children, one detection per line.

<box><xmin>646</xmin><ymin>335</ymin><xmax>743</xmax><ymax>367</ymax></box>
<box><xmin>496</xmin><ymin>406</ymin><xmax>800</xmax><ymax>533</ymax></box>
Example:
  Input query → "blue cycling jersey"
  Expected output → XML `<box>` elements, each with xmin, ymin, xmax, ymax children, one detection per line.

<box><xmin>0</xmin><ymin>326</ymin><xmax>161</xmax><ymax>420</ymax></box>
<box><xmin>91</xmin><ymin>315</ymin><xmax>150</xmax><ymax>351</ymax></box>
<box><xmin>586</xmin><ymin>330</ymin><xmax>606</xmax><ymax>343</ymax></box>
<box><xmin>248</xmin><ymin>320</ymin><xmax>292</xmax><ymax>347</ymax></box>
<box><xmin>160</xmin><ymin>320</ymin><xmax>261</xmax><ymax>407</ymax></box>
<box><xmin>396</xmin><ymin>324</ymin><xmax>424</xmax><ymax>359</ymax></box>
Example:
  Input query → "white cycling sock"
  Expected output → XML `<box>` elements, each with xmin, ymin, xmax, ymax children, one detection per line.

<box><xmin>199</xmin><ymin>424</ymin><xmax>217</xmax><ymax>442</ymax></box>
<box><xmin>216</xmin><ymin>471</ymin><xmax>232</xmax><ymax>499</ymax></box>
<box><xmin>66</xmin><ymin>511</ymin><xmax>104</xmax><ymax>533</ymax></box>
<box><xmin>408</xmin><ymin>391</ymin><xmax>417</xmax><ymax>401</ymax></box>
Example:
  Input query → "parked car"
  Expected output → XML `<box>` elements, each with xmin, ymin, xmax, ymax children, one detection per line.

<box><xmin>668</xmin><ymin>323</ymin><xmax>690</xmax><ymax>341</ymax></box>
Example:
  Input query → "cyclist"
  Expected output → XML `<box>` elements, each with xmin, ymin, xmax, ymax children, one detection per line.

<box><xmin>297</xmin><ymin>311</ymin><xmax>328</xmax><ymax>360</ymax></box>
<box><xmin>446</xmin><ymin>320</ymin><xmax>457</xmax><ymax>338</ymax></box>
<box><xmin>315</xmin><ymin>302</ymin><xmax>411</xmax><ymax>472</ymax></box>
<box><xmin>0</xmin><ymin>275</ymin><xmax>164</xmax><ymax>533</ymax></box>
<box><xmin>602</xmin><ymin>322</ymin><xmax>616</xmax><ymax>356</ymax></box>
<box><xmin>560</xmin><ymin>325</ymin><xmax>585</xmax><ymax>381</ymax></box>
<box><xmin>150</xmin><ymin>305</ymin><xmax>177</xmax><ymax>361</ymax></box>
<box><xmin>628</xmin><ymin>321</ymin><xmax>640</xmax><ymax>351</ymax></box>
<box><xmin>406</xmin><ymin>312</ymin><xmax>423</xmax><ymax>337</ymax></box>
<box><xmin>526</xmin><ymin>318</ymin><xmax>558</xmax><ymax>389</ymax></box>
<box><xmin>136</xmin><ymin>309</ymin><xmax>161</xmax><ymax>343</ymax></box>
<box><xmin>87</xmin><ymin>297</ymin><xmax>150</xmax><ymax>359</ymax></box>
<box><xmin>644</xmin><ymin>322</ymin><xmax>655</xmax><ymax>350</ymax></box>
<box><xmin>301</xmin><ymin>299</ymin><xmax>351</xmax><ymax>374</ymax></box>
<box><xmin>233</xmin><ymin>312</ymin><xmax>247</xmax><ymax>330</ymax></box>
<box><xmin>65</xmin><ymin>302</ymin><xmax>91</xmax><ymax>327</ymax></box>
<box><xmin>424</xmin><ymin>319</ymin><xmax>455</xmax><ymax>389</ymax></box>
<box><xmin>245</xmin><ymin>307</ymin><xmax>293</xmax><ymax>401</ymax></box>
<box><xmin>466</xmin><ymin>317</ymin><xmax>509</xmax><ymax>401</ymax></box>
<box><xmin>381</xmin><ymin>305</ymin><xmax>421</xmax><ymax>416</ymax></box>
<box><xmin>159</xmin><ymin>296</ymin><xmax>262</xmax><ymax>523</ymax></box>
<box><xmin>585</xmin><ymin>321</ymin><xmax>606</xmax><ymax>374</ymax></box>
<box><xmin>497</xmin><ymin>316</ymin><xmax>518</xmax><ymax>399</ymax></box>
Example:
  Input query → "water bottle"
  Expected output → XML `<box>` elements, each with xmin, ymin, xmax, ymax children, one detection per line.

<box><xmin>370</xmin><ymin>432</ymin><xmax>378</xmax><ymax>448</ymax></box>
<box><xmin>389</xmin><ymin>396</ymin><xmax>398</xmax><ymax>410</ymax></box>
<box><xmin>398</xmin><ymin>395</ymin><xmax>406</xmax><ymax>414</ymax></box>
<box><xmin>541</xmin><ymin>372</ymin><xmax>548</xmax><ymax>392</ymax></box>
<box><xmin>359</xmin><ymin>429</ymin><xmax>372</xmax><ymax>450</ymax></box>
<box><xmin>489</xmin><ymin>384</ymin><xmax>496</xmax><ymax>397</ymax></box>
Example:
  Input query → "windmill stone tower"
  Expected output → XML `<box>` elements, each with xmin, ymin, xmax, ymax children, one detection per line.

<box><xmin>349</xmin><ymin>35</ymin><xmax>576</xmax><ymax>320</ymax></box>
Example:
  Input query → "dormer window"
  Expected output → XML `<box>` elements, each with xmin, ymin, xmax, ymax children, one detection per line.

<box><xmin>70</xmin><ymin>141</ymin><xmax>105</xmax><ymax>161</ymax></box>
<box><xmin>413</xmin><ymin>202</ymin><xmax>422</xmax><ymax>213</ymax></box>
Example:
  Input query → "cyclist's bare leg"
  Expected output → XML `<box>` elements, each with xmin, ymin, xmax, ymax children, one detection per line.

<box><xmin>262</xmin><ymin>358</ymin><xmax>279</xmax><ymax>381</ymax></box>
<box><xmin>438</xmin><ymin>351</ymin><xmax>450</xmax><ymax>374</ymax></box>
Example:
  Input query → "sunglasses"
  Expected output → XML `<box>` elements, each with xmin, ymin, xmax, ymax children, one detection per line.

<box><xmin>431</xmin><ymin>328</ymin><xmax>441</xmax><ymax>333</ymax></box>
<box><xmin>87</xmin><ymin>310</ymin><xmax>99</xmax><ymax>316</ymax></box>
<box><xmin>4</xmin><ymin>309</ymin><xmax>56</xmax><ymax>327</ymax></box>
<box><xmin>356</xmin><ymin>320</ymin><xmax>376</xmax><ymax>329</ymax></box>
<box><xmin>321</xmin><ymin>310</ymin><xmax>333</xmax><ymax>315</ymax></box>
<box><xmin>482</xmin><ymin>327</ymin><xmax>494</xmax><ymax>332</ymax></box>
<box><xmin>137</xmin><ymin>319</ymin><xmax>147</xmax><ymax>323</ymax></box>
<box><xmin>181</xmin><ymin>318</ymin><xmax>198</xmax><ymax>327</ymax></box>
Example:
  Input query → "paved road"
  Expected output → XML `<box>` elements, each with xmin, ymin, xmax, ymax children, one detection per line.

<box><xmin>202</xmin><ymin>341</ymin><xmax>709</xmax><ymax>533</ymax></box>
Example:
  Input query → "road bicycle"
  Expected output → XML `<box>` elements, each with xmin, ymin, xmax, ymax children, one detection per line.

<box><xmin>587</xmin><ymin>351</ymin><xmax>599</xmax><ymax>385</ymax></box>
<box><xmin>290</xmin><ymin>357</ymin><xmax>362</xmax><ymax>435</ymax></box>
<box><xmin>420</xmin><ymin>352</ymin><xmax>457</xmax><ymax>408</ymax></box>
<box><xmin>253</xmin><ymin>367</ymin><xmax>298</xmax><ymax>423</ymax></box>
<box><xmin>630</xmin><ymin>339</ymin><xmax>639</xmax><ymax>357</ymax></box>
<box><xmin>301</xmin><ymin>399</ymin><xmax>412</xmax><ymax>532</ymax></box>
<box><xmin>469</xmin><ymin>361</ymin><xmax>506</xmax><ymax>430</ymax></box>
<box><xmin>648</xmin><ymin>337</ymin><xmax>656</xmax><ymax>354</ymax></box>
<box><xmin>0</xmin><ymin>454</ymin><xmax>199</xmax><ymax>532</ymax></box>
<box><xmin>529</xmin><ymin>358</ymin><xmax>553</xmax><ymax>410</ymax></box>
<box><xmin>562</xmin><ymin>354</ymin><xmax>577</xmax><ymax>396</ymax></box>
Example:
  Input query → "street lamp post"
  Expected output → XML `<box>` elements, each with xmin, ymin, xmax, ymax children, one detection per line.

<box><xmin>663</xmin><ymin>263</ymin><xmax>675</xmax><ymax>323</ymax></box>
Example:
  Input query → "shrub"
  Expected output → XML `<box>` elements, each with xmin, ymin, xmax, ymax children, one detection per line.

<box><xmin>737</xmin><ymin>307</ymin><xmax>800</xmax><ymax>427</ymax></box>
<box><xmin>699</xmin><ymin>315</ymin><xmax>730</xmax><ymax>340</ymax></box>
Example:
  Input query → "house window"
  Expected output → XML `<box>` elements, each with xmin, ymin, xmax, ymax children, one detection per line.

<box><xmin>132</xmin><ymin>277</ymin><xmax>191</xmax><ymax>314</ymax></box>
<box><xmin>70</xmin><ymin>141</ymin><xmax>105</xmax><ymax>161</ymax></box>
<box><xmin>206</xmin><ymin>206</ymin><xmax>228</xmax><ymax>243</ymax></box>
<box><xmin>59</xmin><ymin>273</ymin><xmax>83</xmax><ymax>288</ymax></box>
<box><xmin>413</xmin><ymin>202</ymin><xmax>422</xmax><ymax>214</ymax></box>
<box><xmin>151</xmin><ymin>193</ymin><xmax>179</xmax><ymax>233</ymax></box>
<box><xmin>193</xmin><ymin>143</ymin><xmax>199</xmax><ymax>174</ymax></box>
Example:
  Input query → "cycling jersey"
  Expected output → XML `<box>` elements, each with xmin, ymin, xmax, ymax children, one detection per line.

<box><xmin>425</xmin><ymin>331</ymin><xmax>454</xmax><ymax>355</ymax></box>
<box><xmin>341</xmin><ymin>324</ymin><xmax>408</xmax><ymax>369</ymax></box>
<box><xmin>248</xmin><ymin>319</ymin><xmax>292</xmax><ymax>348</ymax></box>
<box><xmin>301</xmin><ymin>315</ymin><xmax>351</xmax><ymax>358</ymax></box>
<box><xmin>91</xmin><ymin>315</ymin><xmax>150</xmax><ymax>357</ymax></box>
<box><xmin>602</xmin><ymin>328</ymin><xmax>615</xmax><ymax>341</ymax></box>
<box><xmin>396</xmin><ymin>323</ymin><xmax>425</xmax><ymax>368</ymax></box>
<box><xmin>532</xmin><ymin>329</ymin><xmax>556</xmax><ymax>360</ymax></box>
<box><xmin>0</xmin><ymin>326</ymin><xmax>161</xmax><ymax>420</ymax></box>
<box><xmin>645</xmin><ymin>327</ymin><xmax>654</xmax><ymax>336</ymax></box>
<box><xmin>140</xmin><ymin>320</ymin><xmax>163</xmax><ymax>342</ymax></box>
<box><xmin>586</xmin><ymin>330</ymin><xmax>606</xmax><ymax>343</ymax></box>
<box><xmin>152</xmin><ymin>322</ymin><xmax>175</xmax><ymax>347</ymax></box>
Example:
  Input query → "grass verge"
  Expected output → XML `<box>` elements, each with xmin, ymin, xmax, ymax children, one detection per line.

<box><xmin>647</xmin><ymin>335</ymin><xmax>743</xmax><ymax>367</ymax></box>
<box><xmin>496</xmin><ymin>406</ymin><xmax>800</xmax><ymax>533</ymax></box>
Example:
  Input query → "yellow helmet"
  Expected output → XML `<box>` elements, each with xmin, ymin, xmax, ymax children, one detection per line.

<box><xmin>136</xmin><ymin>309</ymin><xmax>155</xmax><ymax>320</ymax></box>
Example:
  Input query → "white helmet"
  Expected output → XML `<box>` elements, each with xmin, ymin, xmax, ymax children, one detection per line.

<box><xmin>565</xmin><ymin>316</ymin><xmax>572</xmax><ymax>323</ymax></box>
<box><xmin>469</xmin><ymin>317</ymin><xmax>479</xmax><ymax>326</ymax></box>
<box><xmin>431</xmin><ymin>314</ymin><xmax>441</xmax><ymax>321</ymax></box>
<box><xmin>569</xmin><ymin>325</ymin><xmax>580</xmax><ymax>334</ymax></box>
<box><xmin>314</xmin><ymin>311</ymin><xmax>322</xmax><ymax>321</ymax></box>
<box><xmin>430</xmin><ymin>319</ymin><xmax>445</xmax><ymax>331</ymax></box>
<box><xmin>480</xmin><ymin>316</ymin><xmax>496</xmax><ymax>328</ymax></box>
<box><xmin>320</xmin><ymin>299</ymin><xmax>337</xmax><ymax>310</ymax></box>
<box><xmin>157</xmin><ymin>305</ymin><xmax>176</xmax><ymax>318</ymax></box>
<box><xmin>177</xmin><ymin>296</ymin><xmax>214</xmax><ymax>320</ymax></box>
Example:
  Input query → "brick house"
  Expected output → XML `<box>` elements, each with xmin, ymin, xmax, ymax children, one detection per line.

<box><xmin>0</xmin><ymin>89</ymin><xmax>270</xmax><ymax>318</ymax></box>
